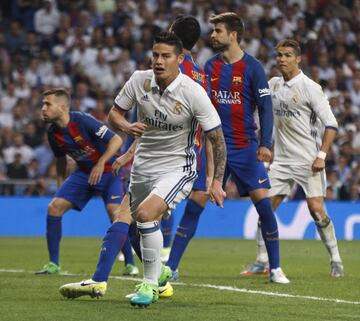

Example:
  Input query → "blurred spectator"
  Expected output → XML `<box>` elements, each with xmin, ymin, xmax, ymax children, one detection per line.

<box><xmin>5</xmin><ymin>153</ymin><xmax>29</xmax><ymax>195</ymax></box>
<box><xmin>101</xmin><ymin>61</ymin><xmax>124</xmax><ymax>95</ymax></box>
<box><xmin>74</xmin><ymin>82</ymin><xmax>96</xmax><ymax>112</ymax></box>
<box><xmin>5</xmin><ymin>20</ymin><xmax>26</xmax><ymax>54</ymax></box>
<box><xmin>33</xmin><ymin>133</ymin><xmax>54</xmax><ymax>176</ymax></box>
<box><xmin>3</xmin><ymin>132</ymin><xmax>34</xmax><ymax>165</ymax></box>
<box><xmin>1</xmin><ymin>82</ymin><xmax>18</xmax><ymax>114</ymax></box>
<box><xmin>34</xmin><ymin>0</ymin><xmax>60</xmax><ymax>37</ymax></box>
<box><xmin>43</xmin><ymin>61</ymin><xmax>71</xmax><ymax>90</ymax></box>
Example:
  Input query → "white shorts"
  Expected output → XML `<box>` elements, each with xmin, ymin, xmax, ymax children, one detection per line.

<box><xmin>268</xmin><ymin>163</ymin><xmax>327</xmax><ymax>198</ymax></box>
<box><xmin>128</xmin><ymin>171</ymin><xmax>197</xmax><ymax>218</ymax></box>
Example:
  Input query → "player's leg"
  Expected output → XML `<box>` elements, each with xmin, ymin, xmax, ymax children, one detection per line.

<box><xmin>307</xmin><ymin>197</ymin><xmax>344</xmax><ymax>277</ymax></box>
<box><xmin>59</xmin><ymin>194</ymin><xmax>133</xmax><ymax>299</ymax></box>
<box><xmin>241</xmin><ymin>194</ymin><xmax>285</xmax><ymax>276</ymax></box>
<box><xmin>36</xmin><ymin>171</ymin><xmax>91</xmax><ymax>274</ymax></box>
<box><xmin>161</xmin><ymin>214</ymin><xmax>174</xmax><ymax>261</ymax></box>
<box><xmin>130</xmin><ymin>172</ymin><xmax>196</xmax><ymax>306</ymax></box>
<box><xmin>35</xmin><ymin>197</ymin><xmax>73</xmax><ymax>274</ymax></box>
<box><xmin>166</xmin><ymin>190</ymin><xmax>208</xmax><ymax>276</ymax></box>
<box><xmin>297</xmin><ymin>166</ymin><xmax>343</xmax><ymax>277</ymax></box>
<box><xmin>166</xmin><ymin>145</ymin><xmax>208</xmax><ymax>276</ymax></box>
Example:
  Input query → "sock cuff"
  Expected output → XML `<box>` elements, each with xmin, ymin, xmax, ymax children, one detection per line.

<box><xmin>254</xmin><ymin>197</ymin><xmax>271</xmax><ymax>207</ymax></box>
<box><xmin>137</xmin><ymin>221</ymin><xmax>160</xmax><ymax>234</ymax></box>
<box><xmin>47</xmin><ymin>215</ymin><xmax>62</xmax><ymax>222</ymax></box>
<box><xmin>110</xmin><ymin>221</ymin><xmax>130</xmax><ymax>233</ymax></box>
<box><xmin>315</xmin><ymin>217</ymin><xmax>331</xmax><ymax>228</ymax></box>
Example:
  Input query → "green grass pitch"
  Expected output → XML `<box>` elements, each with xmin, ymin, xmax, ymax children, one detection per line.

<box><xmin>0</xmin><ymin>238</ymin><xmax>359</xmax><ymax>321</ymax></box>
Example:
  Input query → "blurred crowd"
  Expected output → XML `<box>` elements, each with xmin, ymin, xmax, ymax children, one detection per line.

<box><xmin>0</xmin><ymin>0</ymin><xmax>358</xmax><ymax>201</ymax></box>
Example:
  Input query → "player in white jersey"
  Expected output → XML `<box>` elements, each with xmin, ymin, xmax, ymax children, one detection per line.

<box><xmin>58</xmin><ymin>32</ymin><xmax>226</xmax><ymax>307</ymax></box>
<box><xmin>115</xmin><ymin>32</ymin><xmax>226</xmax><ymax>307</ymax></box>
<box><xmin>241</xmin><ymin>39</ymin><xmax>344</xmax><ymax>278</ymax></box>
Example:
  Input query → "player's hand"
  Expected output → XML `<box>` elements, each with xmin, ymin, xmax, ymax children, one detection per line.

<box><xmin>126</xmin><ymin>122</ymin><xmax>147</xmax><ymax>137</ymax></box>
<box><xmin>256</xmin><ymin>146</ymin><xmax>271</xmax><ymax>162</ymax></box>
<box><xmin>312</xmin><ymin>158</ymin><xmax>325</xmax><ymax>172</ymax></box>
<box><xmin>209</xmin><ymin>179</ymin><xmax>226</xmax><ymax>208</ymax></box>
<box><xmin>88</xmin><ymin>162</ymin><xmax>105</xmax><ymax>185</ymax></box>
<box><xmin>112</xmin><ymin>155</ymin><xmax>127</xmax><ymax>176</ymax></box>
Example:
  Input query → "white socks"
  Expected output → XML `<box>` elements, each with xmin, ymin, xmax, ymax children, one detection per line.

<box><xmin>137</xmin><ymin>221</ymin><xmax>163</xmax><ymax>286</ymax></box>
<box><xmin>316</xmin><ymin>219</ymin><xmax>342</xmax><ymax>263</ymax></box>
<box><xmin>256</xmin><ymin>222</ymin><xmax>268</xmax><ymax>263</ymax></box>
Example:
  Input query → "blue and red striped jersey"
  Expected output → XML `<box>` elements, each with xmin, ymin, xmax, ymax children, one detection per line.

<box><xmin>47</xmin><ymin>112</ymin><xmax>117</xmax><ymax>173</ymax></box>
<box><xmin>180</xmin><ymin>53</ymin><xmax>209</xmax><ymax>95</ymax></box>
<box><xmin>180</xmin><ymin>53</ymin><xmax>209</xmax><ymax>169</ymax></box>
<box><xmin>205</xmin><ymin>52</ymin><xmax>273</xmax><ymax>150</ymax></box>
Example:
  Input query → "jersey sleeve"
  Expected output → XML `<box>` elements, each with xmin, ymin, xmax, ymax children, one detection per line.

<box><xmin>47</xmin><ymin>131</ymin><xmax>66</xmax><ymax>158</ymax></box>
<box><xmin>191</xmin><ymin>83</ymin><xmax>221</xmax><ymax>132</ymax></box>
<box><xmin>113</xmin><ymin>71</ymin><xmax>138</xmax><ymax>112</ymax></box>
<box><xmin>251</xmin><ymin>60</ymin><xmax>273</xmax><ymax>149</ymax></box>
<box><xmin>81</xmin><ymin>113</ymin><xmax>115</xmax><ymax>143</ymax></box>
<box><xmin>305</xmin><ymin>80</ymin><xmax>338</xmax><ymax>129</ymax></box>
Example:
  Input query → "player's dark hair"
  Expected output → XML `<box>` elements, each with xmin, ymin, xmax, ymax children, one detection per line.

<box><xmin>171</xmin><ymin>15</ymin><xmax>200</xmax><ymax>51</ymax></box>
<box><xmin>43</xmin><ymin>88</ymin><xmax>70</xmax><ymax>106</ymax></box>
<box><xmin>209</xmin><ymin>12</ymin><xmax>245</xmax><ymax>43</ymax></box>
<box><xmin>154</xmin><ymin>31</ymin><xmax>183</xmax><ymax>55</ymax></box>
<box><xmin>276</xmin><ymin>39</ymin><xmax>301</xmax><ymax>56</ymax></box>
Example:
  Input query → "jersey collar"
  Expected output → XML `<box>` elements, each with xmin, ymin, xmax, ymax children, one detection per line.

<box><xmin>284</xmin><ymin>70</ymin><xmax>303</xmax><ymax>87</ymax></box>
<box><xmin>151</xmin><ymin>71</ymin><xmax>184</xmax><ymax>94</ymax></box>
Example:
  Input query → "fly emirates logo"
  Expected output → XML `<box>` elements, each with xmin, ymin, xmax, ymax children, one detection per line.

<box><xmin>211</xmin><ymin>90</ymin><xmax>241</xmax><ymax>104</ymax></box>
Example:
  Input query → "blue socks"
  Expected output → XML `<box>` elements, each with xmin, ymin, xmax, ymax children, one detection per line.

<box><xmin>161</xmin><ymin>214</ymin><xmax>174</xmax><ymax>248</ymax></box>
<box><xmin>46</xmin><ymin>215</ymin><xmax>62</xmax><ymax>265</ymax></box>
<box><xmin>254</xmin><ymin>198</ymin><xmax>280</xmax><ymax>270</ymax></box>
<box><xmin>92</xmin><ymin>222</ymin><xmax>129</xmax><ymax>282</ymax></box>
<box><xmin>167</xmin><ymin>199</ymin><xmax>204</xmax><ymax>271</ymax></box>
<box><xmin>129</xmin><ymin>223</ymin><xmax>142</xmax><ymax>261</ymax></box>
<box><xmin>122</xmin><ymin>237</ymin><xmax>135</xmax><ymax>266</ymax></box>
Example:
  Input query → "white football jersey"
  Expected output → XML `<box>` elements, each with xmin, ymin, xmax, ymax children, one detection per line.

<box><xmin>269</xmin><ymin>71</ymin><xmax>338</xmax><ymax>165</ymax></box>
<box><xmin>114</xmin><ymin>70</ymin><xmax>221</xmax><ymax>175</ymax></box>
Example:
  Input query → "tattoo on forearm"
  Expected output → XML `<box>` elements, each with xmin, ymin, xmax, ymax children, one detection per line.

<box><xmin>207</xmin><ymin>128</ymin><xmax>226</xmax><ymax>181</ymax></box>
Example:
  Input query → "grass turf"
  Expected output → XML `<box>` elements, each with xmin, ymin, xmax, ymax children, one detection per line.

<box><xmin>0</xmin><ymin>238</ymin><xmax>359</xmax><ymax>321</ymax></box>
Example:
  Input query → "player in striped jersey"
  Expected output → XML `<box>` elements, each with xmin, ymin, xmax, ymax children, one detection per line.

<box><xmin>243</xmin><ymin>39</ymin><xmax>344</xmax><ymax>278</ymax></box>
<box><xmin>205</xmin><ymin>12</ymin><xmax>289</xmax><ymax>284</ymax></box>
<box><xmin>162</xmin><ymin>15</ymin><xmax>214</xmax><ymax>279</ymax></box>
<box><xmin>35</xmin><ymin>88</ymin><xmax>125</xmax><ymax>275</ymax></box>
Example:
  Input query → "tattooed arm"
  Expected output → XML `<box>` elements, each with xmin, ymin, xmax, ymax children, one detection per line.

<box><xmin>205</xmin><ymin>126</ymin><xmax>227</xmax><ymax>207</ymax></box>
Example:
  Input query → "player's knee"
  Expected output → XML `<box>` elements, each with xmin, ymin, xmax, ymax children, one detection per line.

<box><xmin>47</xmin><ymin>201</ymin><xmax>66</xmax><ymax>216</ymax></box>
<box><xmin>136</xmin><ymin>206</ymin><xmax>152</xmax><ymax>223</ymax></box>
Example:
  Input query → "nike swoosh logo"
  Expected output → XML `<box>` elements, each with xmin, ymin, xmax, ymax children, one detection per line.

<box><xmin>211</xmin><ymin>77</ymin><xmax>218</xmax><ymax>82</ymax></box>
<box><xmin>111</xmin><ymin>195</ymin><xmax>121</xmax><ymax>199</ymax></box>
<box><xmin>258</xmin><ymin>178</ymin><xmax>268</xmax><ymax>184</ymax></box>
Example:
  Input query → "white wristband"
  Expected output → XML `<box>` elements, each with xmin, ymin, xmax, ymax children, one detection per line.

<box><xmin>317</xmin><ymin>151</ymin><xmax>327</xmax><ymax>160</ymax></box>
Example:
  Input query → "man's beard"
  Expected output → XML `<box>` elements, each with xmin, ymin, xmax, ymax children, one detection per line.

<box><xmin>211</xmin><ymin>41</ymin><xmax>229</xmax><ymax>52</ymax></box>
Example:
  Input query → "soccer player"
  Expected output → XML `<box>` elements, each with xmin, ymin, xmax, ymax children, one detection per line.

<box><xmin>35</xmin><ymin>88</ymin><xmax>126</xmax><ymax>275</ymax></box>
<box><xmin>163</xmin><ymin>15</ymin><xmax>214</xmax><ymax>278</ymax></box>
<box><xmin>205</xmin><ymin>12</ymin><xmax>289</xmax><ymax>284</ymax></box>
<box><xmin>59</xmin><ymin>32</ymin><xmax>227</xmax><ymax>307</ymax></box>
<box><xmin>241</xmin><ymin>39</ymin><xmax>344</xmax><ymax>278</ymax></box>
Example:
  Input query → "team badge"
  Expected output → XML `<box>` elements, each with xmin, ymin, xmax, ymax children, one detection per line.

<box><xmin>274</xmin><ymin>83</ymin><xmax>280</xmax><ymax>92</ymax></box>
<box><xmin>291</xmin><ymin>94</ymin><xmax>300</xmax><ymax>104</ymax></box>
<box><xmin>232</xmin><ymin>76</ymin><xmax>242</xmax><ymax>85</ymax></box>
<box><xmin>173</xmin><ymin>101</ymin><xmax>183</xmax><ymax>115</ymax></box>
<box><xmin>143</xmin><ymin>79</ymin><xmax>151</xmax><ymax>92</ymax></box>
<box><xmin>74</xmin><ymin>136</ymin><xmax>84</xmax><ymax>145</ymax></box>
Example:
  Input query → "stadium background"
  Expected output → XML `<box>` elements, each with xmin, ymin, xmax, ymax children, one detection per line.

<box><xmin>0</xmin><ymin>0</ymin><xmax>358</xmax><ymax>238</ymax></box>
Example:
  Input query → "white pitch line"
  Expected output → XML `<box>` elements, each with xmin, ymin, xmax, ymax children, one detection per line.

<box><xmin>1</xmin><ymin>269</ymin><xmax>359</xmax><ymax>306</ymax></box>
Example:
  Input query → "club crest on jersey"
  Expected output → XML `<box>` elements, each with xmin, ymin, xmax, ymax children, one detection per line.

<box><xmin>143</xmin><ymin>79</ymin><xmax>151</xmax><ymax>92</ymax></box>
<box><xmin>173</xmin><ymin>101</ymin><xmax>183</xmax><ymax>115</ymax></box>
<box><xmin>74</xmin><ymin>136</ymin><xmax>84</xmax><ymax>145</ymax></box>
<box><xmin>232</xmin><ymin>76</ymin><xmax>242</xmax><ymax>85</ymax></box>
<box><xmin>273</xmin><ymin>83</ymin><xmax>280</xmax><ymax>92</ymax></box>
<box><xmin>291</xmin><ymin>94</ymin><xmax>300</xmax><ymax>104</ymax></box>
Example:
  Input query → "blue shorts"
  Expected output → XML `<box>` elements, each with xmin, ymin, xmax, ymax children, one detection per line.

<box><xmin>55</xmin><ymin>170</ymin><xmax>124</xmax><ymax>211</ymax></box>
<box><xmin>192</xmin><ymin>145</ymin><xmax>206</xmax><ymax>192</ymax></box>
<box><xmin>224</xmin><ymin>141</ymin><xmax>271</xmax><ymax>196</ymax></box>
